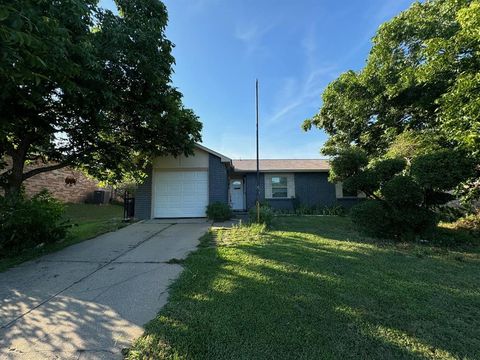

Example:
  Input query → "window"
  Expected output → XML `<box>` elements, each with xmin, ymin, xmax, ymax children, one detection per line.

<box><xmin>265</xmin><ymin>174</ymin><xmax>294</xmax><ymax>199</ymax></box>
<box><xmin>271</xmin><ymin>176</ymin><xmax>288</xmax><ymax>198</ymax></box>
<box><xmin>336</xmin><ymin>182</ymin><xmax>361</xmax><ymax>198</ymax></box>
<box><xmin>232</xmin><ymin>180</ymin><xmax>241</xmax><ymax>190</ymax></box>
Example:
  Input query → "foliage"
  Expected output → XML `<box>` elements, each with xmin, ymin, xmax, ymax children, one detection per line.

<box><xmin>350</xmin><ymin>200</ymin><xmax>437</xmax><ymax>241</ymax></box>
<box><xmin>275</xmin><ymin>203</ymin><xmax>346</xmax><ymax>216</ymax></box>
<box><xmin>206</xmin><ymin>202</ymin><xmax>232</xmax><ymax>222</ymax></box>
<box><xmin>0</xmin><ymin>191</ymin><xmax>70</xmax><ymax>257</ymax></box>
<box><xmin>0</xmin><ymin>203</ymin><xmax>125</xmax><ymax>272</ymax></box>
<box><xmin>370</xmin><ymin>158</ymin><xmax>407</xmax><ymax>183</ymax></box>
<box><xmin>328</xmin><ymin>147</ymin><xmax>368</xmax><ymax>182</ymax></box>
<box><xmin>384</xmin><ymin>131</ymin><xmax>442</xmax><ymax>161</ymax></box>
<box><xmin>309</xmin><ymin>0</ymin><xmax>480</xmax><ymax>242</ymax></box>
<box><xmin>410</xmin><ymin>149</ymin><xmax>476</xmax><ymax>190</ymax></box>
<box><xmin>248</xmin><ymin>203</ymin><xmax>274</xmax><ymax>226</ymax></box>
<box><xmin>349</xmin><ymin>200</ymin><xmax>392</xmax><ymax>237</ymax></box>
<box><xmin>446</xmin><ymin>210</ymin><xmax>480</xmax><ymax>235</ymax></box>
<box><xmin>0</xmin><ymin>0</ymin><xmax>201</xmax><ymax>195</ymax></box>
<box><xmin>332</xmin><ymin>146</ymin><xmax>476</xmax><ymax>240</ymax></box>
<box><xmin>304</xmin><ymin>0</ymin><xmax>479</xmax><ymax>159</ymax></box>
<box><xmin>381</xmin><ymin>176</ymin><xmax>423</xmax><ymax>207</ymax></box>
<box><xmin>438</xmin><ymin>210</ymin><xmax>480</xmax><ymax>246</ymax></box>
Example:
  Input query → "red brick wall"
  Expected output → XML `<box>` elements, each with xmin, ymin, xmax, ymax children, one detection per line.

<box><xmin>23</xmin><ymin>167</ymin><xmax>102</xmax><ymax>203</ymax></box>
<box><xmin>1</xmin><ymin>159</ymin><xmax>106</xmax><ymax>203</ymax></box>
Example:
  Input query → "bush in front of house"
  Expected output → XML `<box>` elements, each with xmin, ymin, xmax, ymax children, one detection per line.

<box><xmin>249</xmin><ymin>203</ymin><xmax>274</xmax><ymax>226</ymax></box>
<box><xmin>206</xmin><ymin>202</ymin><xmax>233</xmax><ymax>221</ymax></box>
<box><xmin>337</xmin><ymin>147</ymin><xmax>476</xmax><ymax>241</ymax></box>
<box><xmin>0</xmin><ymin>191</ymin><xmax>70</xmax><ymax>257</ymax></box>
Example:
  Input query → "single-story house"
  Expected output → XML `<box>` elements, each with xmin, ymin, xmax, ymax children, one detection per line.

<box><xmin>135</xmin><ymin>144</ymin><xmax>364</xmax><ymax>219</ymax></box>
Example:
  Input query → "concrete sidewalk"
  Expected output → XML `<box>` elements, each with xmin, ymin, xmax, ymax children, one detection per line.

<box><xmin>0</xmin><ymin>220</ymin><xmax>211</xmax><ymax>359</ymax></box>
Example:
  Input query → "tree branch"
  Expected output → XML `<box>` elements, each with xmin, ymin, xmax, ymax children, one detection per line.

<box><xmin>22</xmin><ymin>162</ymin><xmax>71</xmax><ymax>181</ymax></box>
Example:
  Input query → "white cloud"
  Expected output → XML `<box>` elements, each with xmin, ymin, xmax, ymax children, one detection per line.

<box><xmin>234</xmin><ymin>21</ymin><xmax>277</xmax><ymax>55</ymax></box>
<box><xmin>265</xmin><ymin>64</ymin><xmax>338</xmax><ymax>127</ymax></box>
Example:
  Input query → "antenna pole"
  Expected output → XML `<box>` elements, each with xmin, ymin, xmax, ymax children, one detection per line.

<box><xmin>256</xmin><ymin>79</ymin><xmax>260</xmax><ymax>223</ymax></box>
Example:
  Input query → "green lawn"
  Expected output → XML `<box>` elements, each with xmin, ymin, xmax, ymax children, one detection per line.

<box><xmin>0</xmin><ymin>203</ymin><xmax>125</xmax><ymax>272</ymax></box>
<box><xmin>128</xmin><ymin>216</ymin><xmax>480</xmax><ymax>360</ymax></box>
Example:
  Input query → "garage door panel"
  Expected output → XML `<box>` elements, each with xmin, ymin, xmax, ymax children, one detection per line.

<box><xmin>153</xmin><ymin>170</ymin><xmax>208</xmax><ymax>218</ymax></box>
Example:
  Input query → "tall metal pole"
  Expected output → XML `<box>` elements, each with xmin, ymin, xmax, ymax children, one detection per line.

<box><xmin>256</xmin><ymin>79</ymin><xmax>260</xmax><ymax>222</ymax></box>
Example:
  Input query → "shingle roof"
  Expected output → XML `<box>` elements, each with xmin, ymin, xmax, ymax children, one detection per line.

<box><xmin>232</xmin><ymin>159</ymin><xmax>330</xmax><ymax>172</ymax></box>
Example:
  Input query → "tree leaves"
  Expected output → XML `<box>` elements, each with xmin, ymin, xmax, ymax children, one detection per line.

<box><xmin>0</xmin><ymin>0</ymin><xmax>202</xmax><ymax>191</ymax></box>
<box><xmin>304</xmin><ymin>0</ymin><xmax>479</xmax><ymax>158</ymax></box>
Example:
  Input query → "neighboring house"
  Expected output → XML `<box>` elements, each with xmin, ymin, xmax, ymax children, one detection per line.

<box><xmin>1</xmin><ymin>159</ymin><xmax>105</xmax><ymax>203</ymax></box>
<box><xmin>135</xmin><ymin>144</ymin><xmax>364</xmax><ymax>219</ymax></box>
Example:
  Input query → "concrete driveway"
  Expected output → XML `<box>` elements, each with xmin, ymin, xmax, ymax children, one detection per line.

<box><xmin>0</xmin><ymin>220</ymin><xmax>211</xmax><ymax>359</ymax></box>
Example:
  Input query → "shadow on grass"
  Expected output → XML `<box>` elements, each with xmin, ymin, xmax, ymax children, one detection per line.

<box><xmin>128</xmin><ymin>218</ymin><xmax>480</xmax><ymax>360</ymax></box>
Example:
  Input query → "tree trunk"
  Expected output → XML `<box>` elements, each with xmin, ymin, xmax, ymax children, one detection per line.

<box><xmin>4</xmin><ymin>151</ymin><xmax>26</xmax><ymax>197</ymax></box>
<box><xmin>2</xmin><ymin>137</ymin><xmax>30</xmax><ymax>197</ymax></box>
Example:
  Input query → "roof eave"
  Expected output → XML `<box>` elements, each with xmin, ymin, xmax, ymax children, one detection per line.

<box><xmin>195</xmin><ymin>143</ymin><xmax>231</xmax><ymax>163</ymax></box>
<box><xmin>232</xmin><ymin>169</ymin><xmax>330</xmax><ymax>173</ymax></box>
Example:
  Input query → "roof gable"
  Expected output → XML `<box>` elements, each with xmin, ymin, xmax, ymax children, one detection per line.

<box><xmin>195</xmin><ymin>143</ymin><xmax>231</xmax><ymax>163</ymax></box>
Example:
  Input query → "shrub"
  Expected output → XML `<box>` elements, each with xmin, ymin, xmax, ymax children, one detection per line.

<box><xmin>381</xmin><ymin>176</ymin><xmax>423</xmax><ymax>207</ymax></box>
<box><xmin>322</xmin><ymin>204</ymin><xmax>346</xmax><ymax>216</ymax></box>
<box><xmin>389</xmin><ymin>207</ymin><xmax>438</xmax><ymax>241</ymax></box>
<box><xmin>206</xmin><ymin>202</ymin><xmax>232</xmax><ymax>221</ymax></box>
<box><xmin>370</xmin><ymin>158</ymin><xmax>407</xmax><ymax>183</ymax></box>
<box><xmin>449</xmin><ymin>211</ymin><xmax>480</xmax><ymax>235</ymax></box>
<box><xmin>249</xmin><ymin>204</ymin><xmax>274</xmax><ymax>227</ymax></box>
<box><xmin>329</xmin><ymin>147</ymin><xmax>368</xmax><ymax>182</ymax></box>
<box><xmin>0</xmin><ymin>191</ymin><xmax>70</xmax><ymax>257</ymax></box>
<box><xmin>411</xmin><ymin>150</ymin><xmax>476</xmax><ymax>190</ymax></box>
<box><xmin>350</xmin><ymin>200</ymin><xmax>393</xmax><ymax>238</ymax></box>
<box><xmin>350</xmin><ymin>200</ymin><xmax>437</xmax><ymax>241</ymax></box>
<box><xmin>343</xmin><ymin>169</ymin><xmax>378</xmax><ymax>195</ymax></box>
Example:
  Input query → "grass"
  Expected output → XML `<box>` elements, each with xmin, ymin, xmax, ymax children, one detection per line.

<box><xmin>0</xmin><ymin>203</ymin><xmax>125</xmax><ymax>272</ymax></box>
<box><xmin>127</xmin><ymin>216</ymin><xmax>480</xmax><ymax>360</ymax></box>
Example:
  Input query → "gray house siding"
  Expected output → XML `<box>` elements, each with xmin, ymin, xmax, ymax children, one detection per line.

<box><xmin>244</xmin><ymin>171</ymin><xmax>360</xmax><ymax>211</ymax></box>
<box><xmin>245</xmin><ymin>173</ymin><xmax>294</xmax><ymax>210</ymax></box>
<box><xmin>209</xmin><ymin>154</ymin><xmax>228</xmax><ymax>204</ymax></box>
<box><xmin>245</xmin><ymin>173</ymin><xmax>265</xmax><ymax>210</ymax></box>
<box><xmin>134</xmin><ymin>165</ymin><xmax>152</xmax><ymax>220</ymax></box>
<box><xmin>295</xmin><ymin>172</ymin><xmax>337</xmax><ymax>207</ymax></box>
<box><xmin>267</xmin><ymin>198</ymin><xmax>295</xmax><ymax>210</ymax></box>
<box><xmin>337</xmin><ymin>198</ymin><xmax>361</xmax><ymax>208</ymax></box>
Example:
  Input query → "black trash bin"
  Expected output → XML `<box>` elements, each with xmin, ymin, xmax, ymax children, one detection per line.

<box><xmin>123</xmin><ymin>192</ymin><xmax>135</xmax><ymax>220</ymax></box>
<box><xmin>93</xmin><ymin>190</ymin><xmax>106</xmax><ymax>204</ymax></box>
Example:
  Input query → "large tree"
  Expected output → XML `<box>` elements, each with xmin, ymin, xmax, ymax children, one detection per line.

<box><xmin>303</xmin><ymin>0</ymin><xmax>479</xmax><ymax>157</ymax></box>
<box><xmin>0</xmin><ymin>0</ymin><xmax>201</xmax><ymax>195</ymax></box>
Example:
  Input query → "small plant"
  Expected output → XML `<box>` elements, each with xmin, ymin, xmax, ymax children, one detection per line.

<box><xmin>249</xmin><ymin>203</ymin><xmax>274</xmax><ymax>226</ymax></box>
<box><xmin>322</xmin><ymin>204</ymin><xmax>346</xmax><ymax>216</ymax></box>
<box><xmin>206</xmin><ymin>202</ymin><xmax>232</xmax><ymax>221</ymax></box>
<box><xmin>447</xmin><ymin>211</ymin><xmax>480</xmax><ymax>236</ymax></box>
<box><xmin>0</xmin><ymin>190</ymin><xmax>70</xmax><ymax>257</ymax></box>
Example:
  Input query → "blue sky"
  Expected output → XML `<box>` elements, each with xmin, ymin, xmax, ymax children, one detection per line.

<box><xmin>99</xmin><ymin>0</ymin><xmax>414</xmax><ymax>159</ymax></box>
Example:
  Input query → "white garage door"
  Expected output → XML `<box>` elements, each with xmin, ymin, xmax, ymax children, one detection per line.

<box><xmin>153</xmin><ymin>171</ymin><xmax>208</xmax><ymax>218</ymax></box>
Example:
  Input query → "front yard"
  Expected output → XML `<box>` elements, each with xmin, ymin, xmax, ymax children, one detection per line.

<box><xmin>0</xmin><ymin>203</ymin><xmax>125</xmax><ymax>272</ymax></box>
<box><xmin>128</xmin><ymin>216</ymin><xmax>480</xmax><ymax>360</ymax></box>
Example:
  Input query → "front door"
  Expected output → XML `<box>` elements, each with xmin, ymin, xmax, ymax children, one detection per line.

<box><xmin>230</xmin><ymin>179</ymin><xmax>244</xmax><ymax>210</ymax></box>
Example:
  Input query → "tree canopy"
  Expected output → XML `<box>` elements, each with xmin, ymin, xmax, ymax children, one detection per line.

<box><xmin>0</xmin><ymin>0</ymin><xmax>202</xmax><ymax>194</ymax></box>
<box><xmin>303</xmin><ymin>0</ymin><xmax>479</xmax><ymax>157</ymax></box>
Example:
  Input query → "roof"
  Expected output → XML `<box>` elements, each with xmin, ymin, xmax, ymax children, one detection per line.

<box><xmin>232</xmin><ymin>159</ymin><xmax>330</xmax><ymax>172</ymax></box>
<box><xmin>195</xmin><ymin>143</ymin><xmax>231</xmax><ymax>163</ymax></box>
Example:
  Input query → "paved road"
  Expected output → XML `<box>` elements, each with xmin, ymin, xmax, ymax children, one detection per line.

<box><xmin>0</xmin><ymin>220</ymin><xmax>211</xmax><ymax>360</ymax></box>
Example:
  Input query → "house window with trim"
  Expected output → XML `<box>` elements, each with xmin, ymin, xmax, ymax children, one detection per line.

<box><xmin>335</xmin><ymin>182</ymin><xmax>366</xmax><ymax>198</ymax></box>
<box><xmin>271</xmin><ymin>176</ymin><xmax>288</xmax><ymax>198</ymax></box>
<box><xmin>265</xmin><ymin>174</ymin><xmax>295</xmax><ymax>199</ymax></box>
